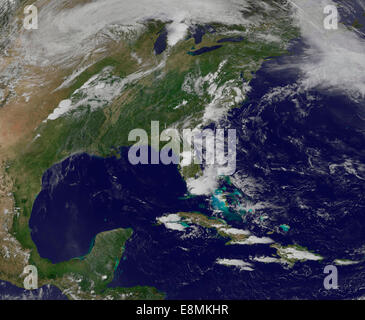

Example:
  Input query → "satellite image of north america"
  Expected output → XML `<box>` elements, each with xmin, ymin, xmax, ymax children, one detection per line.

<box><xmin>0</xmin><ymin>0</ymin><xmax>364</xmax><ymax>301</ymax></box>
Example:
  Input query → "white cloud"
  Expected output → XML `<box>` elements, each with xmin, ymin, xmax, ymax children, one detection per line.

<box><xmin>253</xmin><ymin>256</ymin><xmax>281</xmax><ymax>264</ymax></box>
<box><xmin>157</xmin><ymin>214</ymin><xmax>186</xmax><ymax>231</ymax></box>
<box><xmin>20</xmin><ymin>0</ymin><xmax>252</xmax><ymax>65</ymax></box>
<box><xmin>167</xmin><ymin>21</ymin><xmax>189</xmax><ymax>47</ymax></box>
<box><xmin>230</xmin><ymin>236</ymin><xmax>274</xmax><ymax>245</ymax></box>
<box><xmin>291</xmin><ymin>0</ymin><xmax>365</xmax><ymax>100</ymax></box>
<box><xmin>216</xmin><ymin>258</ymin><xmax>254</xmax><ymax>271</ymax></box>
<box><xmin>186</xmin><ymin>165</ymin><xmax>219</xmax><ymax>195</ymax></box>
<box><xmin>278</xmin><ymin>246</ymin><xmax>323</xmax><ymax>261</ymax></box>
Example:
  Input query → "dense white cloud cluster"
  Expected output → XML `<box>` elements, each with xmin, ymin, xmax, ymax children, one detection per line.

<box><xmin>20</xmin><ymin>0</ymin><xmax>252</xmax><ymax>65</ymax></box>
<box><xmin>291</xmin><ymin>0</ymin><xmax>365</xmax><ymax>100</ymax></box>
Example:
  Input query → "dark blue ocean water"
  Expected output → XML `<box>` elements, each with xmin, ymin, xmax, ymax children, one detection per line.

<box><xmin>29</xmin><ymin>148</ymin><xmax>205</xmax><ymax>263</ymax></box>
<box><xmin>28</xmin><ymin>36</ymin><xmax>365</xmax><ymax>299</ymax></box>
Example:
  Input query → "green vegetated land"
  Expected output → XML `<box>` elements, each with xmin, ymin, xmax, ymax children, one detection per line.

<box><xmin>43</xmin><ymin>228</ymin><xmax>164</xmax><ymax>300</ymax></box>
